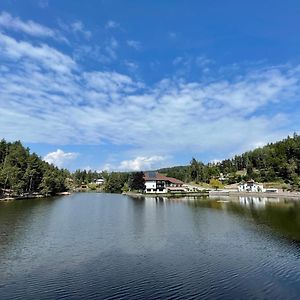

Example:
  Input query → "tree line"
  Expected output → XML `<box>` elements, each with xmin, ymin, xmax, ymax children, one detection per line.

<box><xmin>159</xmin><ymin>133</ymin><xmax>300</xmax><ymax>190</ymax></box>
<box><xmin>0</xmin><ymin>139</ymin><xmax>70</xmax><ymax>197</ymax></box>
<box><xmin>72</xmin><ymin>169</ymin><xmax>145</xmax><ymax>194</ymax></box>
<box><xmin>2</xmin><ymin>133</ymin><xmax>300</xmax><ymax>197</ymax></box>
<box><xmin>0</xmin><ymin>139</ymin><xmax>146</xmax><ymax>197</ymax></box>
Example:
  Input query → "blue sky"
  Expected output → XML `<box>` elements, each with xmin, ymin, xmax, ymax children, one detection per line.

<box><xmin>0</xmin><ymin>0</ymin><xmax>300</xmax><ymax>171</ymax></box>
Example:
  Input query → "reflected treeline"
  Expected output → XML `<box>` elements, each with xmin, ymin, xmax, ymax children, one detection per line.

<box><xmin>188</xmin><ymin>196</ymin><xmax>300</xmax><ymax>241</ymax></box>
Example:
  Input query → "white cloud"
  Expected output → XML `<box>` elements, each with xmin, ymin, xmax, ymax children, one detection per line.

<box><xmin>71</xmin><ymin>20</ymin><xmax>91</xmax><ymax>39</ymax></box>
<box><xmin>103</xmin><ymin>37</ymin><xmax>118</xmax><ymax>61</ymax></box>
<box><xmin>127</xmin><ymin>40</ymin><xmax>141</xmax><ymax>50</ymax></box>
<box><xmin>0</xmin><ymin>21</ymin><xmax>300</xmax><ymax>163</ymax></box>
<box><xmin>105</xmin><ymin>20</ymin><xmax>119</xmax><ymax>29</ymax></box>
<box><xmin>172</xmin><ymin>56</ymin><xmax>184</xmax><ymax>65</ymax></box>
<box><xmin>83</xmin><ymin>71</ymin><xmax>137</xmax><ymax>93</ymax></box>
<box><xmin>118</xmin><ymin>156</ymin><xmax>165</xmax><ymax>171</ymax></box>
<box><xmin>0</xmin><ymin>32</ymin><xmax>75</xmax><ymax>73</ymax></box>
<box><xmin>101</xmin><ymin>163</ymin><xmax>113</xmax><ymax>172</ymax></box>
<box><xmin>196</xmin><ymin>55</ymin><xmax>213</xmax><ymax>67</ymax></box>
<box><xmin>172</xmin><ymin>55</ymin><xmax>214</xmax><ymax>76</ymax></box>
<box><xmin>82</xmin><ymin>165</ymin><xmax>92</xmax><ymax>171</ymax></box>
<box><xmin>44</xmin><ymin>149</ymin><xmax>79</xmax><ymax>168</ymax></box>
<box><xmin>76</xmin><ymin>37</ymin><xmax>120</xmax><ymax>63</ymax></box>
<box><xmin>210</xmin><ymin>159</ymin><xmax>222</xmax><ymax>164</ymax></box>
<box><xmin>124</xmin><ymin>60</ymin><xmax>139</xmax><ymax>71</ymax></box>
<box><xmin>0</xmin><ymin>11</ymin><xmax>64</xmax><ymax>41</ymax></box>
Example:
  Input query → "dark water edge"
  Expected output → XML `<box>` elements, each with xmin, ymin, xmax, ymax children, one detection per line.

<box><xmin>1</xmin><ymin>193</ymin><xmax>300</xmax><ymax>299</ymax></box>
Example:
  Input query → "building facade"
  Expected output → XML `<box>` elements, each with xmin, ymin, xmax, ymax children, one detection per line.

<box><xmin>144</xmin><ymin>172</ymin><xmax>185</xmax><ymax>193</ymax></box>
<box><xmin>238</xmin><ymin>180</ymin><xmax>264</xmax><ymax>192</ymax></box>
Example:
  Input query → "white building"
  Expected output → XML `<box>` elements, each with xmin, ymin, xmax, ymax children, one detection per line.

<box><xmin>94</xmin><ymin>178</ymin><xmax>105</xmax><ymax>185</ymax></box>
<box><xmin>238</xmin><ymin>179</ymin><xmax>264</xmax><ymax>192</ymax></box>
<box><xmin>144</xmin><ymin>172</ymin><xmax>185</xmax><ymax>193</ymax></box>
<box><xmin>218</xmin><ymin>173</ymin><xmax>228</xmax><ymax>182</ymax></box>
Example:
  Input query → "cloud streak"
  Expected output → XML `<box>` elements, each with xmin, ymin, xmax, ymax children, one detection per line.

<box><xmin>0</xmin><ymin>11</ymin><xmax>65</xmax><ymax>41</ymax></box>
<box><xmin>0</xmin><ymin>32</ymin><xmax>75</xmax><ymax>73</ymax></box>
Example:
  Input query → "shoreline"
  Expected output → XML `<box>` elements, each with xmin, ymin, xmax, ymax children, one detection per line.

<box><xmin>123</xmin><ymin>191</ymin><xmax>209</xmax><ymax>197</ymax></box>
<box><xmin>208</xmin><ymin>190</ymin><xmax>300</xmax><ymax>199</ymax></box>
<box><xmin>0</xmin><ymin>191</ymin><xmax>72</xmax><ymax>202</ymax></box>
<box><xmin>2</xmin><ymin>190</ymin><xmax>300</xmax><ymax>202</ymax></box>
<box><xmin>124</xmin><ymin>190</ymin><xmax>300</xmax><ymax>200</ymax></box>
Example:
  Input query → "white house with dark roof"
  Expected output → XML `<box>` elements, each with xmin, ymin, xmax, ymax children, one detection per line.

<box><xmin>94</xmin><ymin>178</ymin><xmax>105</xmax><ymax>185</ymax></box>
<box><xmin>238</xmin><ymin>179</ymin><xmax>264</xmax><ymax>192</ymax></box>
<box><xmin>143</xmin><ymin>172</ymin><xmax>185</xmax><ymax>193</ymax></box>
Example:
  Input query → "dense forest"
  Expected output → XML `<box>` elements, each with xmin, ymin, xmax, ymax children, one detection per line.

<box><xmin>1</xmin><ymin>134</ymin><xmax>300</xmax><ymax>197</ymax></box>
<box><xmin>0</xmin><ymin>139</ymin><xmax>146</xmax><ymax>197</ymax></box>
<box><xmin>94</xmin><ymin>133</ymin><xmax>300</xmax><ymax>192</ymax></box>
<box><xmin>72</xmin><ymin>170</ymin><xmax>145</xmax><ymax>194</ymax></box>
<box><xmin>0</xmin><ymin>139</ymin><xmax>70</xmax><ymax>197</ymax></box>
<box><xmin>159</xmin><ymin>133</ymin><xmax>300</xmax><ymax>190</ymax></box>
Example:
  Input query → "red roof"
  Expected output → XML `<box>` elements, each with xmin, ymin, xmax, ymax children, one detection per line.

<box><xmin>143</xmin><ymin>172</ymin><xmax>183</xmax><ymax>184</ymax></box>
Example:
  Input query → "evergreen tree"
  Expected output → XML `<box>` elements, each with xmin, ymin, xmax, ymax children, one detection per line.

<box><xmin>128</xmin><ymin>172</ymin><xmax>145</xmax><ymax>191</ymax></box>
<box><xmin>0</xmin><ymin>139</ymin><xmax>69</xmax><ymax>197</ymax></box>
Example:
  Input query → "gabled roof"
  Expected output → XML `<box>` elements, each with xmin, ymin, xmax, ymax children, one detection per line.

<box><xmin>143</xmin><ymin>172</ymin><xmax>183</xmax><ymax>184</ymax></box>
<box><xmin>238</xmin><ymin>179</ymin><xmax>259</xmax><ymax>185</ymax></box>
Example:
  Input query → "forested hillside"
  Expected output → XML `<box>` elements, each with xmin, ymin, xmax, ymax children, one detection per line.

<box><xmin>2</xmin><ymin>134</ymin><xmax>300</xmax><ymax>197</ymax></box>
<box><xmin>0</xmin><ymin>139</ymin><xmax>70</xmax><ymax>197</ymax></box>
<box><xmin>159</xmin><ymin>134</ymin><xmax>300</xmax><ymax>189</ymax></box>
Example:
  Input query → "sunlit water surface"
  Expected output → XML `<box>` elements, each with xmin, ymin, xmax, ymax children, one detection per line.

<box><xmin>1</xmin><ymin>193</ymin><xmax>300</xmax><ymax>299</ymax></box>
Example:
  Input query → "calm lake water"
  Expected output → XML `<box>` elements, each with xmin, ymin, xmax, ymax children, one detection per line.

<box><xmin>1</xmin><ymin>193</ymin><xmax>300</xmax><ymax>299</ymax></box>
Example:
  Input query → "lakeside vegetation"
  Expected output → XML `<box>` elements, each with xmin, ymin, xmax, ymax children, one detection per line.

<box><xmin>0</xmin><ymin>140</ymin><xmax>146</xmax><ymax>198</ymax></box>
<box><xmin>72</xmin><ymin>133</ymin><xmax>300</xmax><ymax>193</ymax></box>
<box><xmin>72</xmin><ymin>170</ymin><xmax>145</xmax><ymax>194</ymax></box>
<box><xmin>159</xmin><ymin>133</ymin><xmax>300</xmax><ymax>191</ymax></box>
<box><xmin>0</xmin><ymin>139</ymin><xmax>70</xmax><ymax>198</ymax></box>
<box><xmin>1</xmin><ymin>134</ymin><xmax>300</xmax><ymax>198</ymax></box>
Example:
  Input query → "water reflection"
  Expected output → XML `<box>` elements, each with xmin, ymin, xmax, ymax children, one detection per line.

<box><xmin>186</xmin><ymin>195</ymin><xmax>300</xmax><ymax>241</ymax></box>
<box><xmin>140</xmin><ymin>195</ymin><xmax>207</xmax><ymax>203</ymax></box>
<box><xmin>129</xmin><ymin>194</ymin><xmax>300</xmax><ymax>242</ymax></box>
<box><xmin>239</xmin><ymin>196</ymin><xmax>280</xmax><ymax>208</ymax></box>
<box><xmin>2</xmin><ymin>194</ymin><xmax>300</xmax><ymax>299</ymax></box>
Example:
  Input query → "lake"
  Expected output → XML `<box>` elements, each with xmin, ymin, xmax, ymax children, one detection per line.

<box><xmin>1</xmin><ymin>193</ymin><xmax>300</xmax><ymax>299</ymax></box>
